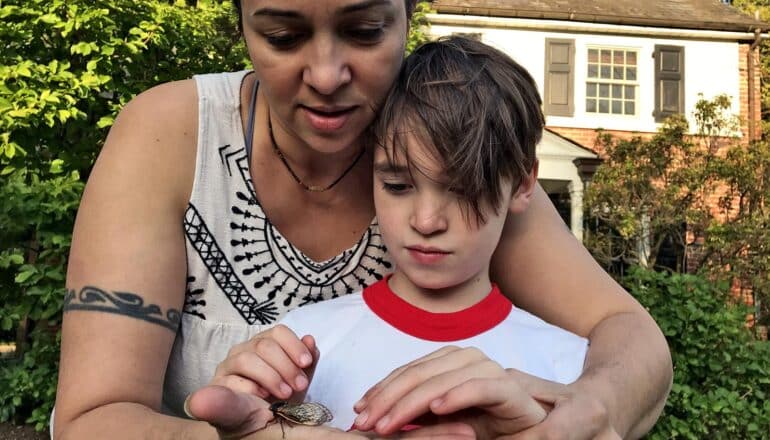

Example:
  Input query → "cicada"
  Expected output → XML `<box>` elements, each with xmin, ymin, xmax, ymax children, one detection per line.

<box><xmin>270</xmin><ymin>401</ymin><xmax>333</xmax><ymax>437</ymax></box>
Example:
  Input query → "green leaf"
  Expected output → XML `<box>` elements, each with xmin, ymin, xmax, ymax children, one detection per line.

<box><xmin>15</xmin><ymin>269</ymin><xmax>36</xmax><ymax>284</ymax></box>
<box><xmin>49</xmin><ymin>159</ymin><xmax>65</xmax><ymax>174</ymax></box>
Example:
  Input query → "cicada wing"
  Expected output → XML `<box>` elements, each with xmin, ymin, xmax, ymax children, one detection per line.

<box><xmin>277</xmin><ymin>402</ymin><xmax>333</xmax><ymax>426</ymax></box>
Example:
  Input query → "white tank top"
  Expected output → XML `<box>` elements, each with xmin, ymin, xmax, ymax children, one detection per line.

<box><xmin>161</xmin><ymin>71</ymin><xmax>393</xmax><ymax>416</ymax></box>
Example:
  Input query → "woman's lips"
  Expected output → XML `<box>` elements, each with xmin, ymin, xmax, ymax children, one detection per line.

<box><xmin>407</xmin><ymin>246</ymin><xmax>451</xmax><ymax>265</ymax></box>
<box><xmin>302</xmin><ymin>106</ymin><xmax>355</xmax><ymax>132</ymax></box>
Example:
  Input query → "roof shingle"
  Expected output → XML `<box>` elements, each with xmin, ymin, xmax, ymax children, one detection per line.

<box><xmin>431</xmin><ymin>0</ymin><xmax>770</xmax><ymax>32</ymax></box>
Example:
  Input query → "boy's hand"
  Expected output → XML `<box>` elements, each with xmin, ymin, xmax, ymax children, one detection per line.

<box><xmin>352</xmin><ymin>346</ymin><xmax>547</xmax><ymax>439</ymax></box>
<box><xmin>186</xmin><ymin>385</ymin><xmax>477</xmax><ymax>440</ymax></box>
<box><xmin>210</xmin><ymin>324</ymin><xmax>319</xmax><ymax>401</ymax></box>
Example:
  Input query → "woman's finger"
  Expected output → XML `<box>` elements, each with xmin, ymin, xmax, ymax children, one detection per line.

<box><xmin>185</xmin><ymin>385</ymin><xmax>274</xmax><ymax>437</ymax></box>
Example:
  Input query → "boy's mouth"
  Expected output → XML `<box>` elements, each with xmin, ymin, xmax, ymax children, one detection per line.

<box><xmin>406</xmin><ymin>245</ymin><xmax>451</xmax><ymax>264</ymax></box>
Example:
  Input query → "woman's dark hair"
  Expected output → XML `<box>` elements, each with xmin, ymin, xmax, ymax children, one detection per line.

<box><xmin>231</xmin><ymin>1</ymin><xmax>419</xmax><ymax>32</ymax></box>
<box><xmin>370</xmin><ymin>36</ymin><xmax>545</xmax><ymax>223</ymax></box>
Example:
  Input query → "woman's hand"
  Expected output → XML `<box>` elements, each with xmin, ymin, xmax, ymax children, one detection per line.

<box><xmin>210</xmin><ymin>324</ymin><xmax>319</xmax><ymax>401</ymax></box>
<box><xmin>351</xmin><ymin>346</ymin><xmax>547</xmax><ymax>439</ymax></box>
<box><xmin>186</xmin><ymin>385</ymin><xmax>477</xmax><ymax>440</ymax></box>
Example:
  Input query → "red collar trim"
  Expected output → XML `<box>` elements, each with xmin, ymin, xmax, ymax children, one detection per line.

<box><xmin>362</xmin><ymin>277</ymin><xmax>512</xmax><ymax>342</ymax></box>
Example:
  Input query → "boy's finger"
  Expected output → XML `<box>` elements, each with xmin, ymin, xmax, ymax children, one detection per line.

<box><xmin>216</xmin><ymin>350</ymin><xmax>295</xmax><ymax>399</ymax></box>
<box><xmin>267</xmin><ymin>324</ymin><xmax>315</xmax><ymax>369</ymax></box>
<box><xmin>355</xmin><ymin>347</ymin><xmax>487</xmax><ymax>431</ymax></box>
<box><xmin>355</xmin><ymin>346</ymin><xmax>462</xmax><ymax>412</ymax></box>
<box><xmin>368</xmin><ymin>359</ymin><xmax>506</xmax><ymax>435</ymax></box>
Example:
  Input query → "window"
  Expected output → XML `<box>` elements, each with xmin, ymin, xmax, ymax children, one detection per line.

<box><xmin>585</xmin><ymin>48</ymin><xmax>638</xmax><ymax>116</ymax></box>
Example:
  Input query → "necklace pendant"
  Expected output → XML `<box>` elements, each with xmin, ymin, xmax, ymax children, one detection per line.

<box><xmin>306</xmin><ymin>184</ymin><xmax>326</xmax><ymax>192</ymax></box>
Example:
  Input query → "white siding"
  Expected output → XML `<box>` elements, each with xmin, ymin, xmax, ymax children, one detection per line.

<box><xmin>429</xmin><ymin>24</ymin><xmax>742</xmax><ymax>135</ymax></box>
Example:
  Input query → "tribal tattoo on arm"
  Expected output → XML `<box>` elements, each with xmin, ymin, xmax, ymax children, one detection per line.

<box><xmin>64</xmin><ymin>286</ymin><xmax>181</xmax><ymax>332</ymax></box>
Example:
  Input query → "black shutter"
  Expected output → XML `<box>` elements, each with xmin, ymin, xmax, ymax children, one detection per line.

<box><xmin>544</xmin><ymin>39</ymin><xmax>575</xmax><ymax>117</ymax></box>
<box><xmin>654</xmin><ymin>45</ymin><xmax>685</xmax><ymax>122</ymax></box>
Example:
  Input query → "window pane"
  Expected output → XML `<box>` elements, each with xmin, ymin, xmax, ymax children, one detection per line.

<box><xmin>599</xmin><ymin>84</ymin><xmax>610</xmax><ymax>98</ymax></box>
<box><xmin>601</xmin><ymin>50</ymin><xmax>611</xmax><ymax>63</ymax></box>
<box><xmin>625</xmin><ymin>85</ymin><xmax>635</xmax><ymax>99</ymax></box>
<box><xmin>627</xmin><ymin>51</ymin><xmax>637</xmax><ymax>65</ymax></box>
<box><xmin>625</xmin><ymin>101</ymin><xmax>635</xmax><ymax>115</ymax></box>
<box><xmin>612</xmin><ymin>101</ymin><xmax>623</xmax><ymax>114</ymax></box>
<box><xmin>599</xmin><ymin>99</ymin><xmax>610</xmax><ymax>113</ymax></box>
<box><xmin>613</xmin><ymin>50</ymin><xmax>625</xmax><ymax>65</ymax></box>
<box><xmin>588</xmin><ymin>64</ymin><xmax>598</xmax><ymax>78</ymax></box>
<box><xmin>587</xmin><ymin>82</ymin><xmax>597</xmax><ymax>97</ymax></box>
<box><xmin>601</xmin><ymin>65</ymin><xmax>611</xmax><ymax>79</ymax></box>
<box><xmin>586</xmin><ymin>98</ymin><xmax>597</xmax><ymax>112</ymax></box>
<box><xmin>612</xmin><ymin>84</ymin><xmax>623</xmax><ymax>99</ymax></box>
<box><xmin>588</xmin><ymin>49</ymin><xmax>599</xmax><ymax>63</ymax></box>
<box><xmin>626</xmin><ymin>67</ymin><xmax>637</xmax><ymax>81</ymax></box>
<box><xmin>613</xmin><ymin>66</ymin><xmax>624</xmax><ymax>80</ymax></box>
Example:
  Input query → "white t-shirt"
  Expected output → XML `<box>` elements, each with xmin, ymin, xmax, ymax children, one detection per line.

<box><xmin>280</xmin><ymin>278</ymin><xmax>589</xmax><ymax>431</ymax></box>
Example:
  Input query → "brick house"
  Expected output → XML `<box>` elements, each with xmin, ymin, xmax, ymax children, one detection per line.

<box><xmin>426</xmin><ymin>0</ymin><xmax>769</xmax><ymax>245</ymax></box>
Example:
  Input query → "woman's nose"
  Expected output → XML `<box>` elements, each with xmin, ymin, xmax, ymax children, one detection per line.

<box><xmin>303</xmin><ymin>39</ymin><xmax>352</xmax><ymax>96</ymax></box>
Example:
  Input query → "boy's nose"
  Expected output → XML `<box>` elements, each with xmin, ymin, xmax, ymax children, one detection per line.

<box><xmin>303</xmin><ymin>40</ymin><xmax>352</xmax><ymax>96</ymax></box>
<box><xmin>410</xmin><ymin>200</ymin><xmax>449</xmax><ymax>236</ymax></box>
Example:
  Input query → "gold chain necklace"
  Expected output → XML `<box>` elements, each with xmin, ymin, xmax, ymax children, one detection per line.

<box><xmin>268</xmin><ymin>110</ymin><xmax>365</xmax><ymax>193</ymax></box>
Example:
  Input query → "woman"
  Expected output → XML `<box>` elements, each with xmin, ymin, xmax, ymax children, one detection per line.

<box><xmin>53</xmin><ymin>0</ymin><xmax>672</xmax><ymax>439</ymax></box>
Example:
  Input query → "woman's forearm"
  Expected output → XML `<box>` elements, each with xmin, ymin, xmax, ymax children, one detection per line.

<box><xmin>576</xmin><ymin>311</ymin><xmax>672</xmax><ymax>438</ymax></box>
<box><xmin>57</xmin><ymin>402</ymin><xmax>218</xmax><ymax>440</ymax></box>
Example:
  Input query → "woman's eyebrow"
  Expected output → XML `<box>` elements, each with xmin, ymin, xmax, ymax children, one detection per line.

<box><xmin>252</xmin><ymin>8</ymin><xmax>302</xmax><ymax>19</ymax></box>
<box><xmin>339</xmin><ymin>0</ymin><xmax>393</xmax><ymax>14</ymax></box>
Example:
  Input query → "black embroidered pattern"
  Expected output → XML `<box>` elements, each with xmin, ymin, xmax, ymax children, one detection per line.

<box><xmin>183</xmin><ymin>142</ymin><xmax>392</xmax><ymax>324</ymax></box>
<box><xmin>184</xmin><ymin>276</ymin><xmax>206</xmax><ymax>320</ymax></box>
<box><xmin>185</xmin><ymin>204</ymin><xmax>280</xmax><ymax>325</ymax></box>
<box><xmin>63</xmin><ymin>286</ymin><xmax>181</xmax><ymax>331</ymax></box>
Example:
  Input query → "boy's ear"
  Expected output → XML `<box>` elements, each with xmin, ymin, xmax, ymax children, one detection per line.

<box><xmin>508</xmin><ymin>159</ymin><xmax>539</xmax><ymax>215</ymax></box>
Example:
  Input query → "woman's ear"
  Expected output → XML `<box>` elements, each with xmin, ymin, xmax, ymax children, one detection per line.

<box><xmin>508</xmin><ymin>159</ymin><xmax>539</xmax><ymax>215</ymax></box>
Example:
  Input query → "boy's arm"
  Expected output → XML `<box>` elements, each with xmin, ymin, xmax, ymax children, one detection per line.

<box><xmin>490</xmin><ymin>184</ymin><xmax>672</xmax><ymax>438</ymax></box>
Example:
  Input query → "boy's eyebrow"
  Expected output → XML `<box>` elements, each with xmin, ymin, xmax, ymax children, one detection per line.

<box><xmin>373</xmin><ymin>161</ymin><xmax>408</xmax><ymax>174</ymax></box>
<box><xmin>254</xmin><ymin>0</ymin><xmax>392</xmax><ymax>18</ymax></box>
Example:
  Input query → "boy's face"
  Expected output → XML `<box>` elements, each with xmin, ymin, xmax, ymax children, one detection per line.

<box><xmin>373</xmin><ymin>134</ymin><xmax>536</xmax><ymax>307</ymax></box>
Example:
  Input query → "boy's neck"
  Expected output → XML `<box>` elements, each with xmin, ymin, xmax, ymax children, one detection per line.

<box><xmin>387</xmin><ymin>272</ymin><xmax>494</xmax><ymax>313</ymax></box>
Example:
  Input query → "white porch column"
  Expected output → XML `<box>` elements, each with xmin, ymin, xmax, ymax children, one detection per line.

<box><xmin>569</xmin><ymin>180</ymin><xmax>584</xmax><ymax>242</ymax></box>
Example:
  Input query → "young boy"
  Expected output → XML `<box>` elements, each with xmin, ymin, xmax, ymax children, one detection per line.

<box><xmin>200</xmin><ymin>36</ymin><xmax>588</xmax><ymax>436</ymax></box>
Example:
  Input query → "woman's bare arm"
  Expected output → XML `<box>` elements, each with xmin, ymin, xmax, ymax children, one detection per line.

<box><xmin>53</xmin><ymin>79</ymin><xmax>220</xmax><ymax>439</ymax></box>
<box><xmin>491</xmin><ymin>184</ymin><xmax>672</xmax><ymax>438</ymax></box>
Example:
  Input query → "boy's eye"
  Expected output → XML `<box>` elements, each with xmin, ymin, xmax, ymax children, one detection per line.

<box><xmin>382</xmin><ymin>182</ymin><xmax>411</xmax><ymax>194</ymax></box>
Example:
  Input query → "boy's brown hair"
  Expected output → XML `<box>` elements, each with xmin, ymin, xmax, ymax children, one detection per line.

<box><xmin>370</xmin><ymin>35</ymin><xmax>545</xmax><ymax>223</ymax></box>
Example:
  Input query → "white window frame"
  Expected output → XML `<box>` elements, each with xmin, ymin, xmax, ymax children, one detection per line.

<box><xmin>585</xmin><ymin>46</ymin><xmax>640</xmax><ymax>117</ymax></box>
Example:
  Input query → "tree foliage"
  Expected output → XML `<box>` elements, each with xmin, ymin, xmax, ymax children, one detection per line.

<box><xmin>584</xmin><ymin>95</ymin><xmax>770</xmax><ymax>328</ymax></box>
<box><xmin>0</xmin><ymin>0</ymin><xmax>246</xmax><ymax>429</ymax></box>
<box><xmin>625</xmin><ymin>268</ymin><xmax>770</xmax><ymax>439</ymax></box>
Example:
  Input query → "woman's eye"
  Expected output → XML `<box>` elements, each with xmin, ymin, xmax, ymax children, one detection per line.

<box><xmin>345</xmin><ymin>26</ymin><xmax>385</xmax><ymax>43</ymax></box>
<box><xmin>264</xmin><ymin>32</ymin><xmax>304</xmax><ymax>49</ymax></box>
<box><xmin>382</xmin><ymin>182</ymin><xmax>411</xmax><ymax>194</ymax></box>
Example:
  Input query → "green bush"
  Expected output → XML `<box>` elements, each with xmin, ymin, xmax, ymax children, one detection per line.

<box><xmin>623</xmin><ymin>267</ymin><xmax>770</xmax><ymax>439</ymax></box>
<box><xmin>0</xmin><ymin>0</ymin><xmax>247</xmax><ymax>429</ymax></box>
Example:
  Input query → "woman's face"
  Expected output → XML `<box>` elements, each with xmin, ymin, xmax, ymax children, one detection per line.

<box><xmin>241</xmin><ymin>0</ymin><xmax>408</xmax><ymax>154</ymax></box>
